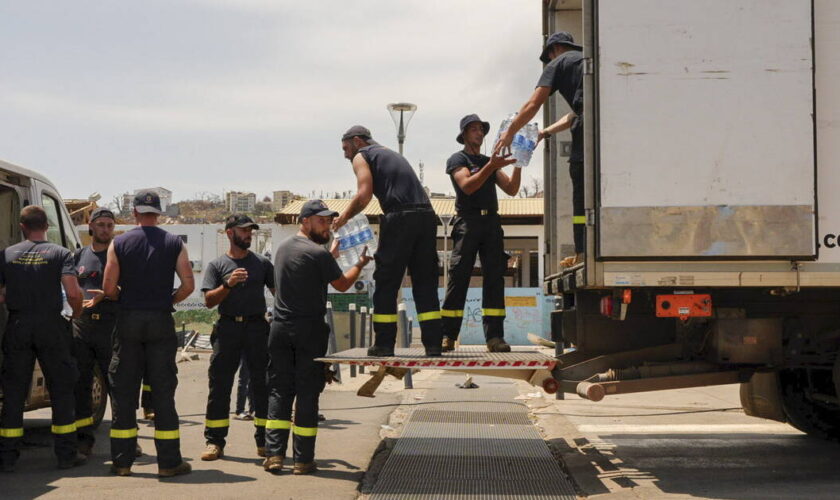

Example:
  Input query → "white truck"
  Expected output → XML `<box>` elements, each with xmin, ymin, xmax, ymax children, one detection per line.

<box><xmin>0</xmin><ymin>159</ymin><xmax>108</xmax><ymax>428</ymax></box>
<box><xmin>542</xmin><ymin>0</ymin><xmax>840</xmax><ymax>439</ymax></box>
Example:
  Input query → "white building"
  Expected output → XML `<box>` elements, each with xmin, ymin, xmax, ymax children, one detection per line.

<box><xmin>226</xmin><ymin>191</ymin><xmax>256</xmax><ymax>213</ymax></box>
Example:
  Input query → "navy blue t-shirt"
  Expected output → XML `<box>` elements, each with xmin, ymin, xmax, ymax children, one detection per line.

<box><xmin>359</xmin><ymin>144</ymin><xmax>431</xmax><ymax>213</ymax></box>
<box><xmin>537</xmin><ymin>50</ymin><xmax>584</xmax><ymax>162</ymax></box>
<box><xmin>0</xmin><ymin>240</ymin><xmax>76</xmax><ymax>314</ymax></box>
<box><xmin>201</xmin><ymin>252</ymin><xmax>274</xmax><ymax>316</ymax></box>
<box><xmin>446</xmin><ymin>152</ymin><xmax>499</xmax><ymax>214</ymax></box>
<box><xmin>273</xmin><ymin>236</ymin><xmax>342</xmax><ymax>321</ymax></box>
<box><xmin>113</xmin><ymin>226</ymin><xmax>183</xmax><ymax>311</ymax></box>
<box><xmin>75</xmin><ymin>246</ymin><xmax>118</xmax><ymax>314</ymax></box>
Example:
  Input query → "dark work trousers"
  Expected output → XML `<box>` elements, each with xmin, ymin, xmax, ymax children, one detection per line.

<box><xmin>204</xmin><ymin>316</ymin><xmax>269</xmax><ymax>448</ymax></box>
<box><xmin>0</xmin><ymin>313</ymin><xmax>78</xmax><ymax>466</ymax></box>
<box><xmin>72</xmin><ymin>313</ymin><xmax>116</xmax><ymax>446</ymax></box>
<box><xmin>372</xmin><ymin>209</ymin><xmax>442</xmax><ymax>350</ymax></box>
<box><xmin>570</xmin><ymin>161</ymin><xmax>584</xmax><ymax>254</ymax></box>
<box><xmin>441</xmin><ymin>214</ymin><xmax>507</xmax><ymax>341</ymax></box>
<box><xmin>140</xmin><ymin>375</ymin><xmax>153</xmax><ymax>412</ymax></box>
<box><xmin>235</xmin><ymin>352</ymin><xmax>255</xmax><ymax>415</ymax></box>
<box><xmin>109</xmin><ymin>310</ymin><xmax>182</xmax><ymax>469</ymax></box>
<box><xmin>265</xmin><ymin>319</ymin><xmax>328</xmax><ymax>463</ymax></box>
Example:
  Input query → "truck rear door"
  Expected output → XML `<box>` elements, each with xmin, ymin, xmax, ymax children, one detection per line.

<box><xmin>594</xmin><ymin>0</ymin><xmax>816</xmax><ymax>259</ymax></box>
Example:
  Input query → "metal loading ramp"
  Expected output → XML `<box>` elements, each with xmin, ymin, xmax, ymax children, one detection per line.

<box><xmin>368</xmin><ymin>373</ymin><xmax>576</xmax><ymax>499</ymax></box>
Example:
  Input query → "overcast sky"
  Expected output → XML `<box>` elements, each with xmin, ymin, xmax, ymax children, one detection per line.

<box><xmin>0</xmin><ymin>0</ymin><xmax>545</xmax><ymax>205</ymax></box>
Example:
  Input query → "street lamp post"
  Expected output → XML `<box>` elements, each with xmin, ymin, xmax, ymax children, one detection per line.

<box><xmin>386</xmin><ymin>102</ymin><xmax>417</xmax><ymax>155</ymax></box>
<box><xmin>439</xmin><ymin>214</ymin><xmax>454</xmax><ymax>290</ymax></box>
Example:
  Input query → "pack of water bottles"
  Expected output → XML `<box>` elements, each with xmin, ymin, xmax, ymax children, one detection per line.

<box><xmin>495</xmin><ymin>113</ymin><xmax>539</xmax><ymax>167</ymax></box>
<box><xmin>333</xmin><ymin>213</ymin><xmax>378</xmax><ymax>273</ymax></box>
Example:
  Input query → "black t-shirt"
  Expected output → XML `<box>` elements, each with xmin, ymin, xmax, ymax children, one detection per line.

<box><xmin>75</xmin><ymin>246</ymin><xmax>118</xmax><ymax>314</ymax></box>
<box><xmin>446</xmin><ymin>152</ymin><xmax>499</xmax><ymax>214</ymax></box>
<box><xmin>0</xmin><ymin>240</ymin><xmax>76</xmax><ymax>314</ymax></box>
<box><xmin>537</xmin><ymin>50</ymin><xmax>584</xmax><ymax>162</ymax></box>
<box><xmin>202</xmin><ymin>252</ymin><xmax>274</xmax><ymax>317</ymax></box>
<box><xmin>113</xmin><ymin>226</ymin><xmax>183</xmax><ymax>311</ymax></box>
<box><xmin>359</xmin><ymin>144</ymin><xmax>431</xmax><ymax>213</ymax></box>
<box><xmin>273</xmin><ymin>236</ymin><xmax>342</xmax><ymax>321</ymax></box>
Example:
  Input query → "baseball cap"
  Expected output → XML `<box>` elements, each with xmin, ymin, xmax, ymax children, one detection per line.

<box><xmin>225</xmin><ymin>214</ymin><xmax>259</xmax><ymax>230</ymax></box>
<box><xmin>341</xmin><ymin>125</ymin><xmax>378</xmax><ymax>144</ymax></box>
<box><xmin>133</xmin><ymin>190</ymin><xmax>163</xmax><ymax>214</ymax></box>
<box><xmin>540</xmin><ymin>31</ymin><xmax>582</xmax><ymax>63</ymax></box>
<box><xmin>90</xmin><ymin>207</ymin><xmax>115</xmax><ymax>223</ymax></box>
<box><xmin>298</xmin><ymin>199</ymin><xmax>339</xmax><ymax>222</ymax></box>
<box><xmin>456</xmin><ymin>114</ymin><xmax>490</xmax><ymax>144</ymax></box>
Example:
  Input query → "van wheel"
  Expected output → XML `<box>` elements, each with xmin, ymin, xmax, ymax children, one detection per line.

<box><xmin>91</xmin><ymin>364</ymin><xmax>108</xmax><ymax>428</ymax></box>
<box><xmin>779</xmin><ymin>366</ymin><xmax>840</xmax><ymax>440</ymax></box>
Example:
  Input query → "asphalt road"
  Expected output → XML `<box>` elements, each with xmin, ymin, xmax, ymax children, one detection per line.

<box><xmin>2</xmin><ymin>355</ymin><xmax>402</xmax><ymax>500</ymax></box>
<box><xmin>529</xmin><ymin>383</ymin><xmax>840</xmax><ymax>500</ymax></box>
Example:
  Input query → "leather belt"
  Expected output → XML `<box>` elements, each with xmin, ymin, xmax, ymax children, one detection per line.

<box><xmin>221</xmin><ymin>314</ymin><xmax>265</xmax><ymax>323</ymax></box>
<box><xmin>458</xmin><ymin>209</ymin><xmax>498</xmax><ymax>217</ymax></box>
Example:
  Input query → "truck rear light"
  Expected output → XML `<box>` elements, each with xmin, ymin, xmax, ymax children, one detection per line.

<box><xmin>600</xmin><ymin>295</ymin><xmax>614</xmax><ymax>317</ymax></box>
<box><xmin>656</xmin><ymin>294</ymin><xmax>712</xmax><ymax>320</ymax></box>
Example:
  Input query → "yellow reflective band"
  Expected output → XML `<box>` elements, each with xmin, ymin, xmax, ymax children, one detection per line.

<box><xmin>52</xmin><ymin>423</ymin><xmax>77</xmax><ymax>434</ymax></box>
<box><xmin>75</xmin><ymin>417</ymin><xmax>94</xmax><ymax>428</ymax></box>
<box><xmin>0</xmin><ymin>428</ymin><xmax>24</xmax><ymax>438</ymax></box>
<box><xmin>573</xmin><ymin>216</ymin><xmax>586</xmax><ymax>225</ymax></box>
<box><xmin>154</xmin><ymin>429</ymin><xmax>180</xmax><ymax>440</ymax></box>
<box><xmin>372</xmin><ymin>314</ymin><xmax>398</xmax><ymax>323</ymax></box>
<box><xmin>417</xmin><ymin>311</ymin><xmax>441</xmax><ymax>322</ymax></box>
<box><xmin>482</xmin><ymin>308</ymin><xmax>506</xmax><ymax>317</ymax></box>
<box><xmin>292</xmin><ymin>426</ymin><xmax>318</xmax><ymax>437</ymax></box>
<box><xmin>142</xmin><ymin>384</ymin><xmax>152</xmax><ymax>392</ymax></box>
<box><xmin>265</xmin><ymin>420</ymin><xmax>291</xmax><ymax>430</ymax></box>
<box><xmin>254</xmin><ymin>418</ymin><xmax>267</xmax><ymax>427</ymax></box>
<box><xmin>205</xmin><ymin>419</ymin><xmax>229</xmax><ymax>428</ymax></box>
<box><xmin>440</xmin><ymin>309</ymin><xmax>464</xmax><ymax>318</ymax></box>
<box><xmin>110</xmin><ymin>428</ymin><xmax>138</xmax><ymax>439</ymax></box>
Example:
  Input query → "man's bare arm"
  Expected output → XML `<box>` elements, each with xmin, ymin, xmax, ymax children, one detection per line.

<box><xmin>102</xmin><ymin>242</ymin><xmax>120</xmax><ymax>300</ymax></box>
<box><xmin>538</xmin><ymin>111</ymin><xmax>576</xmax><ymax>143</ymax></box>
<box><xmin>494</xmin><ymin>86</ymin><xmax>552</xmax><ymax>154</ymax></box>
<box><xmin>495</xmin><ymin>166</ymin><xmax>523</xmax><ymax>197</ymax></box>
<box><xmin>334</xmin><ymin>154</ymin><xmax>374</xmax><ymax>230</ymax></box>
<box><xmin>452</xmin><ymin>152</ymin><xmax>516</xmax><ymax>195</ymax></box>
<box><xmin>172</xmin><ymin>246</ymin><xmax>195</xmax><ymax>305</ymax></box>
<box><xmin>331</xmin><ymin>248</ymin><xmax>372</xmax><ymax>292</ymax></box>
<box><xmin>62</xmin><ymin>274</ymin><xmax>83</xmax><ymax>318</ymax></box>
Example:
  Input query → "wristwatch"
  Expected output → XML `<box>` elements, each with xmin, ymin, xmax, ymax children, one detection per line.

<box><xmin>222</xmin><ymin>281</ymin><xmax>232</xmax><ymax>289</ymax></box>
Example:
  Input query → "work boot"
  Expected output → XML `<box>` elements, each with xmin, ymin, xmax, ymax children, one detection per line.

<box><xmin>110</xmin><ymin>465</ymin><xmax>132</xmax><ymax>476</ymax></box>
<box><xmin>57</xmin><ymin>453</ymin><xmax>87</xmax><ymax>469</ymax></box>
<box><xmin>560</xmin><ymin>253</ymin><xmax>584</xmax><ymax>268</ymax></box>
<box><xmin>158</xmin><ymin>461</ymin><xmax>192</xmax><ymax>478</ymax></box>
<box><xmin>425</xmin><ymin>346</ymin><xmax>442</xmax><ymax>357</ymax></box>
<box><xmin>486</xmin><ymin>337</ymin><xmax>511</xmax><ymax>353</ymax></box>
<box><xmin>263</xmin><ymin>455</ymin><xmax>283</xmax><ymax>473</ymax></box>
<box><xmin>77</xmin><ymin>440</ymin><xmax>94</xmax><ymax>457</ymax></box>
<box><xmin>142</xmin><ymin>409</ymin><xmax>155</xmax><ymax>421</ymax></box>
<box><xmin>201</xmin><ymin>443</ymin><xmax>223</xmax><ymax>461</ymax></box>
<box><xmin>441</xmin><ymin>337</ymin><xmax>456</xmax><ymax>352</ymax></box>
<box><xmin>293</xmin><ymin>461</ymin><xmax>318</xmax><ymax>475</ymax></box>
<box><xmin>367</xmin><ymin>345</ymin><xmax>394</xmax><ymax>357</ymax></box>
<box><xmin>136</xmin><ymin>444</ymin><xmax>144</xmax><ymax>457</ymax></box>
<box><xmin>257</xmin><ymin>446</ymin><xmax>266</xmax><ymax>458</ymax></box>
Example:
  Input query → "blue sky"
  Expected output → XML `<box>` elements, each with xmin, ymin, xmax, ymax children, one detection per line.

<box><xmin>0</xmin><ymin>0</ymin><xmax>544</xmax><ymax>205</ymax></box>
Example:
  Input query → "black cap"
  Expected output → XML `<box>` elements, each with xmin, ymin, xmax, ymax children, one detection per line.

<box><xmin>89</xmin><ymin>207</ymin><xmax>115</xmax><ymax>223</ymax></box>
<box><xmin>225</xmin><ymin>214</ymin><xmax>259</xmax><ymax>230</ymax></box>
<box><xmin>540</xmin><ymin>31</ymin><xmax>582</xmax><ymax>63</ymax></box>
<box><xmin>133</xmin><ymin>190</ymin><xmax>162</xmax><ymax>214</ymax></box>
<box><xmin>457</xmin><ymin>114</ymin><xmax>490</xmax><ymax>144</ymax></box>
<box><xmin>298</xmin><ymin>199</ymin><xmax>339</xmax><ymax>222</ymax></box>
<box><xmin>341</xmin><ymin>125</ymin><xmax>375</xmax><ymax>143</ymax></box>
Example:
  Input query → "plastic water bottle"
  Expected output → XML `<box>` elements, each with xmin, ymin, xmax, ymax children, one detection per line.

<box><xmin>495</xmin><ymin>113</ymin><xmax>538</xmax><ymax>167</ymax></box>
<box><xmin>61</xmin><ymin>287</ymin><xmax>73</xmax><ymax>319</ymax></box>
<box><xmin>333</xmin><ymin>214</ymin><xmax>377</xmax><ymax>271</ymax></box>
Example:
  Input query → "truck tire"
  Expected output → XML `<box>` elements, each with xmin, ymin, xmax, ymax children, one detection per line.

<box><xmin>90</xmin><ymin>364</ymin><xmax>108</xmax><ymax>428</ymax></box>
<box><xmin>779</xmin><ymin>368</ymin><xmax>840</xmax><ymax>440</ymax></box>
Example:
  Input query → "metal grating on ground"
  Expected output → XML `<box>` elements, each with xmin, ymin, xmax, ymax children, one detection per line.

<box><xmin>370</xmin><ymin>378</ymin><xmax>576</xmax><ymax>500</ymax></box>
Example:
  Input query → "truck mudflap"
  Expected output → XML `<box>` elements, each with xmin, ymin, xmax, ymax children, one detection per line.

<box><xmin>317</xmin><ymin>347</ymin><xmax>559</xmax><ymax>397</ymax></box>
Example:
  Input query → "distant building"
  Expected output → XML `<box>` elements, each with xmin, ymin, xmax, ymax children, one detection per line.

<box><xmin>272</xmin><ymin>190</ymin><xmax>296</xmax><ymax>212</ymax></box>
<box><xmin>226</xmin><ymin>191</ymin><xmax>257</xmax><ymax>213</ymax></box>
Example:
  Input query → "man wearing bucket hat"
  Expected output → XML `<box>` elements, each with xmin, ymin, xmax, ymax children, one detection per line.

<box><xmin>71</xmin><ymin>207</ymin><xmax>120</xmax><ymax>456</ymax></box>
<box><xmin>263</xmin><ymin>200</ymin><xmax>371</xmax><ymax>474</ymax></box>
<box><xmin>440</xmin><ymin>114</ymin><xmax>520</xmax><ymax>352</ymax></box>
<box><xmin>200</xmin><ymin>214</ymin><xmax>275</xmax><ymax>462</ymax></box>
<box><xmin>495</xmin><ymin>31</ymin><xmax>585</xmax><ymax>267</ymax></box>
<box><xmin>335</xmin><ymin>125</ymin><xmax>443</xmax><ymax>358</ymax></box>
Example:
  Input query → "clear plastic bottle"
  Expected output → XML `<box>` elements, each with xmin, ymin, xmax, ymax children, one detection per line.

<box><xmin>495</xmin><ymin>113</ymin><xmax>538</xmax><ymax>167</ymax></box>
<box><xmin>333</xmin><ymin>214</ymin><xmax>378</xmax><ymax>271</ymax></box>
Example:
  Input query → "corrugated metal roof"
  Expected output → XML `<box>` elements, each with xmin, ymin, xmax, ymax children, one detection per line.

<box><xmin>277</xmin><ymin>198</ymin><xmax>543</xmax><ymax>217</ymax></box>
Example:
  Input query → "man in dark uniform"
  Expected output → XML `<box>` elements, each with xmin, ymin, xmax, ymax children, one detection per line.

<box><xmin>0</xmin><ymin>205</ymin><xmax>85</xmax><ymax>471</ymax></box>
<box><xmin>496</xmin><ymin>31</ymin><xmax>585</xmax><ymax>267</ymax></box>
<box><xmin>103</xmin><ymin>190</ymin><xmax>194</xmax><ymax>477</ymax></box>
<box><xmin>441</xmin><ymin>114</ymin><xmax>520</xmax><ymax>352</ymax></box>
<box><xmin>200</xmin><ymin>214</ymin><xmax>274</xmax><ymax>461</ymax></box>
<box><xmin>335</xmin><ymin>125</ymin><xmax>443</xmax><ymax>357</ymax></box>
<box><xmin>72</xmin><ymin>207</ymin><xmax>120</xmax><ymax>456</ymax></box>
<box><xmin>263</xmin><ymin>200</ymin><xmax>371</xmax><ymax>474</ymax></box>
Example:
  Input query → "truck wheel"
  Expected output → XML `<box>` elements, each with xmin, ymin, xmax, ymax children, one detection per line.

<box><xmin>90</xmin><ymin>364</ymin><xmax>108</xmax><ymax>429</ymax></box>
<box><xmin>779</xmin><ymin>367</ymin><xmax>840</xmax><ymax>440</ymax></box>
